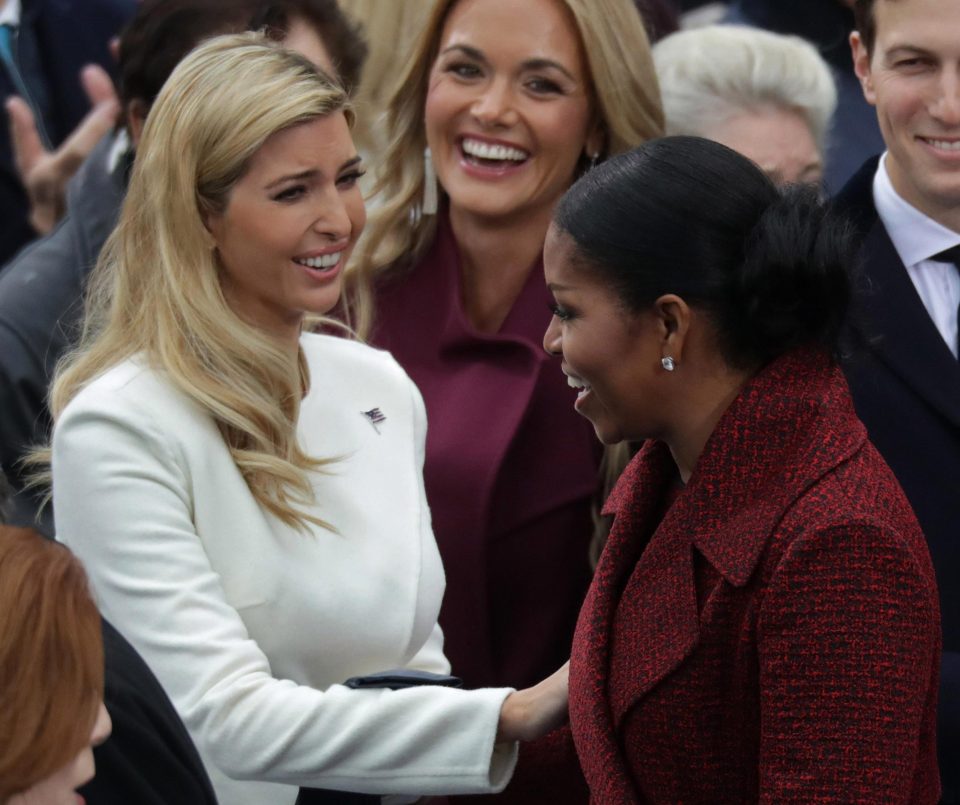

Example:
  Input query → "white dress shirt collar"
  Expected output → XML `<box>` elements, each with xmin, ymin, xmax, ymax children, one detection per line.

<box><xmin>873</xmin><ymin>152</ymin><xmax>960</xmax><ymax>265</ymax></box>
<box><xmin>873</xmin><ymin>152</ymin><xmax>960</xmax><ymax>358</ymax></box>
<box><xmin>0</xmin><ymin>0</ymin><xmax>22</xmax><ymax>29</ymax></box>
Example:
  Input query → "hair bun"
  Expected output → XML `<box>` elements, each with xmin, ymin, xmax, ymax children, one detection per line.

<box><xmin>725</xmin><ymin>184</ymin><xmax>855</xmax><ymax>366</ymax></box>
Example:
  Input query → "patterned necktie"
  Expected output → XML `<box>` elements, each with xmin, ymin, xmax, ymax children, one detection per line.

<box><xmin>929</xmin><ymin>244</ymin><xmax>960</xmax><ymax>357</ymax></box>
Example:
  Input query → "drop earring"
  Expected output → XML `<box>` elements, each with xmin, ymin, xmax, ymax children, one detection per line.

<box><xmin>661</xmin><ymin>356</ymin><xmax>676</xmax><ymax>372</ymax></box>
<box><xmin>423</xmin><ymin>146</ymin><xmax>438</xmax><ymax>216</ymax></box>
<box><xmin>588</xmin><ymin>152</ymin><xmax>600</xmax><ymax>171</ymax></box>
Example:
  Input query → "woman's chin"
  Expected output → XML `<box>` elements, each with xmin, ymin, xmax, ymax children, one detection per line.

<box><xmin>590</xmin><ymin>420</ymin><xmax>625</xmax><ymax>446</ymax></box>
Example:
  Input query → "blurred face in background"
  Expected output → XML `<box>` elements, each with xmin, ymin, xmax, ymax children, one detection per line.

<box><xmin>127</xmin><ymin>15</ymin><xmax>339</xmax><ymax>149</ymax></box>
<box><xmin>424</xmin><ymin>0</ymin><xmax>602</xmax><ymax>227</ymax></box>
<box><xmin>8</xmin><ymin>702</ymin><xmax>111</xmax><ymax>805</ymax></box>
<box><xmin>705</xmin><ymin>105</ymin><xmax>823</xmax><ymax>185</ymax></box>
<box><xmin>283</xmin><ymin>14</ymin><xmax>336</xmax><ymax>76</ymax></box>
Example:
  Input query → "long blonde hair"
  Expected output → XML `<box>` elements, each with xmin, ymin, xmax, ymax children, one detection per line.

<box><xmin>344</xmin><ymin>0</ymin><xmax>664</xmax><ymax>338</ymax></box>
<box><xmin>49</xmin><ymin>33</ymin><xmax>353</xmax><ymax>531</ymax></box>
<box><xmin>337</xmin><ymin>0</ymin><xmax>433</xmax><ymax>155</ymax></box>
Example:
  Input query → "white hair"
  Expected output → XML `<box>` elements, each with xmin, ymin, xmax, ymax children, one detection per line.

<box><xmin>653</xmin><ymin>25</ymin><xmax>837</xmax><ymax>149</ymax></box>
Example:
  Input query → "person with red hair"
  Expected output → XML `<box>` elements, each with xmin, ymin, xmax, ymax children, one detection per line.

<box><xmin>0</xmin><ymin>524</ymin><xmax>112</xmax><ymax>804</ymax></box>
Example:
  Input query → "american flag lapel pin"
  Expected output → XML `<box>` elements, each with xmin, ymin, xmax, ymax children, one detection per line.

<box><xmin>361</xmin><ymin>408</ymin><xmax>386</xmax><ymax>434</ymax></box>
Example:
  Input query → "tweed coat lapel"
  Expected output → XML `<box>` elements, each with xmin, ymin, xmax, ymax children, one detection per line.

<box><xmin>571</xmin><ymin>441</ymin><xmax>678</xmax><ymax>803</ymax></box>
<box><xmin>571</xmin><ymin>349</ymin><xmax>867</xmax><ymax>800</ymax></box>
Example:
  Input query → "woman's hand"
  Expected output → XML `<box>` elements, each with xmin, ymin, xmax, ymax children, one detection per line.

<box><xmin>496</xmin><ymin>661</ymin><xmax>569</xmax><ymax>742</ymax></box>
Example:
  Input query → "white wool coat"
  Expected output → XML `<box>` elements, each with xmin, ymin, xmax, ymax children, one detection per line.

<box><xmin>53</xmin><ymin>333</ymin><xmax>516</xmax><ymax>805</ymax></box>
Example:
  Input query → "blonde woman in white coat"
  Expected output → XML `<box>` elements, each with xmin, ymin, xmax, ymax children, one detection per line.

<box><xmin>46</xmin><ymin>34</ymin><xmax>566</xmax><ymax>805</ymax></box>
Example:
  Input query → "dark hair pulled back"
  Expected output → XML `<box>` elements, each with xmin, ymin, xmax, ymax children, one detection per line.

<box><xmin>553</xmin><ymin>136</ymin><xmax>855</xmax><ymax>370</ymax></box>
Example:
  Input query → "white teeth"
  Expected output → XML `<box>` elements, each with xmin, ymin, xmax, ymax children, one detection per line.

<box><xmin>462</xmin><ymin>138</ymin><xmax>528</xmax><ymax>162</ymax></box>
<box><xmin>294</xmin><ymin>252</ymin><xmax>341</xmax><ymax>269</ymax></box>
<box><xmin>926</xmin><ymin>138</ymin><xmax>960</xmax><ymax>151</ymax></box>
<box><xmin>566</xmin><ymin>374</ymin><xmax>588</xmax><ymax>390</ymax></box>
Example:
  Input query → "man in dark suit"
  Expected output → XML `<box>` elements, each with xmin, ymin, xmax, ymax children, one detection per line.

<box><xmin>836</xmin><ymin>0</ymin><xmax>960</xmax><ymax>797</ymax></box>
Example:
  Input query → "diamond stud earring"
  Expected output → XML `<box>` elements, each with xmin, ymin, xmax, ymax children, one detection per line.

<box><xmin>661</xmin><ymin>356</ymin><xmax>676</xmax><ymax>372</ymax></box>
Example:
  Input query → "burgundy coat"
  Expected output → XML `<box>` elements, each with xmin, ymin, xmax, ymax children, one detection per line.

<box><xmin>568</xmin><ymin>348</ymin><xmax>941</xmax><ymax>803</ymax></box>
<box><xmin>371</xmin><ymin>214</ymin><xmax>602</xmax><ymax>689</ymax></box>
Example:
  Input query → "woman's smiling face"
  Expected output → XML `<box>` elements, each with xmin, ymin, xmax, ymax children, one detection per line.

<box><xmin>424</xmin><ymin>0</ymin><xmax>601</xmax><ymax>226</ymax></box>
<box><xmin>206</xmin><ymin>112</ymin><xmax>366</xmax><ymax>343</ymax></box>
<box><xmin>542</xmin><ymin>224</ymin><xmax>669</xmax><ymax>445</ymax></box>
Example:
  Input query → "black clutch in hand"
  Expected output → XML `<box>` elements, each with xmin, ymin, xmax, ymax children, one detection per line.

<box><xmin>343</xmin><ymin>668</ymin><xmax>463</xmax><ymax>691</ymax></box>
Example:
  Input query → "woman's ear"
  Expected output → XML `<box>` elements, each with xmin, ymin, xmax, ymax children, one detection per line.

<box><xmin>200</xmin><ymin>204</ymin><xmax>221</xmax><ymax>249</ymax></box>
<box><xmin>653</xmin><ymin>293</ymin><xmax>691</xmax><ymax>360</ymax></box>
<box><xmin>584</xmin><ymin>118</ymin><xmax>607</xmax><ymax>162</ymax></box>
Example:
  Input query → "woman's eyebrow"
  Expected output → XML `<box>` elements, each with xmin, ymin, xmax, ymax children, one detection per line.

<box><xmin>440</xmin><ymin>45</ymin><xmax>576</xmax><ymax>82</ymax></box>
<box><xmin>265</xmin><ymin>169</ymin><xmax>317</xmax><ymax>190</ymax></box>
<box><xmin>339</xmin><ymin>155</ymin><xmax>363</xmax><ymax>172</ymax></box>
<box><xmin>521</xmin><ymin>57</ymin><xmax>576</xmax><ymax>82</ymax></box>
<box><xmin>264</xmin><ymin>156</ymin><xmax>362</xmax><ymax>191</ymax></box>
<box><xmin>440</xmin><ymin>43</ymin><xmax>487</xmax><ymax>63</ymax></box>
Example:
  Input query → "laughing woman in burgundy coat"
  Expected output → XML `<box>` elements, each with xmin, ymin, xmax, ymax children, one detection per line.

<box><xmin>541</xmin><ymin>137</ymin><xmax>942</xmax><ymax>802</ymax></box>
<box><xmin>345</xmin><ymin>0</ymin><xmax>663</xmax><ymax>693</ymax></box>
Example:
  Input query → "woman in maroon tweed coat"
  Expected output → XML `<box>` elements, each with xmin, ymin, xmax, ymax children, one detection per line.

<box><xmin>538</xmin><ymin>137</ymin><xmax>942</xmax><ymax>802</ymax></box>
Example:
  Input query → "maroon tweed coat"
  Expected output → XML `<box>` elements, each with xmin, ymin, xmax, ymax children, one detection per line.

<box><xmin>568</xmin><ymin>348</ymin><xmax>941</xmax><ymax>803</ymax></box>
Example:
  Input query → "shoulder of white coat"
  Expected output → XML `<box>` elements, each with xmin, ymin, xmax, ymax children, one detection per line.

<box><xmin>56</xmin><ymin>357</ymin><xmax>203</xmax><ymax>436</ymax></box>
<box><xmin>301</xmin><ymin>331</ymin><xmax>417</xmax><ymax>397</ymax></box>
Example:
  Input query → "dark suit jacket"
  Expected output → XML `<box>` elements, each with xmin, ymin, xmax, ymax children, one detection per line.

<box><xmin>79</xmin><ymin>619</ymin><xmax>218</xmax><ymax>804</ymax></box>
<box><xmin>0</xmin><ymin>0</ymin><xmax>134</xmax><ymax>265</ymax></box>
<box><xmin>0</xmin><ymin>133</ymin><xmax>128</xmax><ymax>535</ymax></box>
<box><xmin>834</xmin><ymin>156</ymin><xmax>960</xmax><ymax>800</ymax></box>
<box><xmin>569</xmin><ymin>348</ymin><xmax>940</xmax><ymax>802</ymax></box>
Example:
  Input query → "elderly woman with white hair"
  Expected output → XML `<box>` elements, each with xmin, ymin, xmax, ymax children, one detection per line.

<box><xmin>653</xmin><ymin>25</ymin><xmax>837</xmax><ymax>186</ymax></box>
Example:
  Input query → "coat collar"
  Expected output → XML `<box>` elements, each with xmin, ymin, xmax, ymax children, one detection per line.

<box><xmin>572</xmin><ymin>348</ymin><xmax>867</xmax><ymax>799</ymax></box>
<box><xmin>425</xmin><ymin>210</ymin><xmax>551</xmax><ymax>353</ymax></box>
<box><xmin>605</xmin><ymin>348</ymin><xmax>866</xmax><ymax>586</ymax></box>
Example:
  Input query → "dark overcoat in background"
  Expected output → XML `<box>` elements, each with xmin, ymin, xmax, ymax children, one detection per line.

<box><xmin>79</xmin><ymin>619</ymin><xmax>218</xmax><ymax>804</ymax></box>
